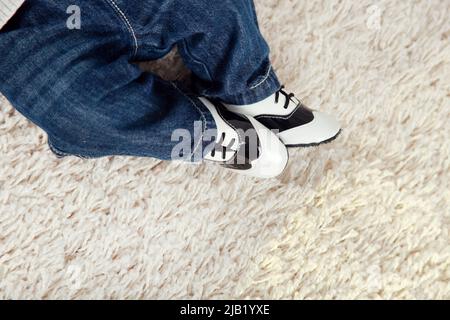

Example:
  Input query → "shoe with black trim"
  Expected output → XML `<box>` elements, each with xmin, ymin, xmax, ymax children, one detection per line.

<box><xmin>224</xmin><ymin>86</ymin><xmax>341</xmax><ymax>147</ymax></box>
<box><xmin>199</xmin><ymin>97</ymin><xmax>288</xmax><ymax>179</ymax></box>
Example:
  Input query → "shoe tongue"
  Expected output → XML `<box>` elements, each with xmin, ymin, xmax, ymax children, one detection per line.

<box><xmin>204</xmin><ymin>141</ymin><xmax>237</xmax><ymax>163</ymax></box>
<box><xmin>214</xmin><ymin>123</ymin><xmax>239</xmax><ymax>151</ymax></box>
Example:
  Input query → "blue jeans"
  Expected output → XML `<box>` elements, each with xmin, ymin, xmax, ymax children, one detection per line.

<box><xmin>0</xmin><ymin>0</ymin><xmax>280</xmax><ymax>160</ymax></box>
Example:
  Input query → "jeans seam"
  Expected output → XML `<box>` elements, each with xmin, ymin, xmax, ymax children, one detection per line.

<box><xmin>249</xmin><ymin>64</ymin><xmax>273</xmax><ymax>90</ymax></box>
<box><xmin>48</xmin><ymin>138</ymin><xmax>92</xmax><ymax>159</ymax></box>
<box><xmin>171</xmin><ymin>82</ymin><xmax>207</xmax><ymax>160</ymax></box>
<box><xmin>104</xmin><ymin>0</ymin><xmax>139</xmax><ymax>57</ymax></box>
<box><xmin>48</xmin><ymin>139</ymin><xmax>69</xmax><ymax>158</ymax></box>
<box><xmin>180</xmin><ymin>39</ymin><xmax>213</xmax><ymax>82</ymax></box>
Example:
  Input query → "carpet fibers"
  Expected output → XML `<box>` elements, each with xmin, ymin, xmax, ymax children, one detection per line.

<box><xmin>0</xmin><ymin>0</ymin><xmax>449</xmax><ymax>299</ymax></box>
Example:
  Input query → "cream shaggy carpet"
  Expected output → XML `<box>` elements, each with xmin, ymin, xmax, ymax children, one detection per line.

<box><xmin>0</xmin><ymin>0</ymin><xmax>449</xmax><ymax>300</ymax></box>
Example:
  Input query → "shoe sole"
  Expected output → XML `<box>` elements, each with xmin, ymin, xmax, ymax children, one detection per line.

<box><xmin>285</xmin><ymin>129</ymin><xmax>342</xmax><ymax>148</ymax></box>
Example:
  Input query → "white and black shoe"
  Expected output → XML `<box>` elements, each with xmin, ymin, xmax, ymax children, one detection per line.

<box><xmin>199</xmin><ymin>97</ymin><xmax>288</xmax><ymax>179</ymax></box>
<box><xmin>224</xmin><ymin>86</ymin><xmax>341</xmax><ymax>147</ymax></box>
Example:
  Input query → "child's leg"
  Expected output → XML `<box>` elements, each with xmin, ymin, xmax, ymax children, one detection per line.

<box><xmin>0</xmin><ymin>0</ymin><xmax>215</xmax><ymax>161</ymax></box>
<box><xmin>125</xmin><ymin>0</ymin><xmax>340</xmax><ymax>148</ymax></box>
<box><xmin>122</xmin><ymin>0</ymin><xmax>281</xmax><ymax>105</ymax></box>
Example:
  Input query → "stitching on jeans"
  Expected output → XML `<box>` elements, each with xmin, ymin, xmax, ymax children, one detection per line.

<box><xmin>48</xmin><ymin>139</ymin><xmax>92</xmax><ymax>159</ymax></box>
<box><xmin>48</xmin><ymin>139</ymin><xmax>69</xmax><ymax>157</ymax></box>
<box><xmin>105</xmin><ymin>0</ymin><xmax>139</xmax><ymax>57</ymax></box>
<box><xmin>249</xmin><ymin>65</ymin><xmax>272</xmax><ymax>90</ymax></box>
<box><xmin>171</xmin><ymin>83</ymin><xmax>206</xmax><ymax>160</ymax></box>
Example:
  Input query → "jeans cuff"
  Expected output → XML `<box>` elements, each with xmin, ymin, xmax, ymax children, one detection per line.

<box><xmin>220</xmin><ymin>68</ymin><xmax>281</xmax><ymax>105</ymax></box>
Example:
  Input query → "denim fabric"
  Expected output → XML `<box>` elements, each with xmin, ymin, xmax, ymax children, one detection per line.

<box><xmin>0</xmin><ymin>0</ymin><xmax>280</xmax><ymax>161</ymax></box>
